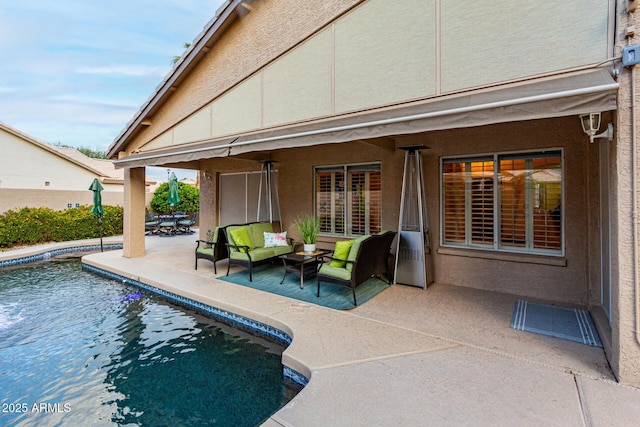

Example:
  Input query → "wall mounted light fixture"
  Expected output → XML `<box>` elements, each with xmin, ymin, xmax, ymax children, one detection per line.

<box><xmin>580</xmin><ymin>112</ymin><xmax>614</xmax><ymax>143</ymax></box>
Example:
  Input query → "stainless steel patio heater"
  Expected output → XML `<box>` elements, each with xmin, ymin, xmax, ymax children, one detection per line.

<box><xmin>394</xmin><ymin>146</ymin><xmax>433</xmax><ymax>289</ymax></box>
<box><xmin>257</xmin><ymin>160</ymin><xmax>281</xmax><ymax>229</ymax></box>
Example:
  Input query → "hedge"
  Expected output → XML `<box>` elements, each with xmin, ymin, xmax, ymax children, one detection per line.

<box><xmin>150</xmin><ymin>181</ymin><xmax>200</xmax><ymax>214</ymax></box>
<box><xmin>0</xmin><ymin>206</ymin><xmax>124</xmax><ymax>248</ymax></box>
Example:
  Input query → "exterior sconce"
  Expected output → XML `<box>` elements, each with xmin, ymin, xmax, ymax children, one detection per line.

<box><xmin>580</xmin><ymin>112</ymin><xmax>614</xmax><ymax>143</ymax></box>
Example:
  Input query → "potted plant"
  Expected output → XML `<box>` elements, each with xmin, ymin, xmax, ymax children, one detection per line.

<box><xmin>204</xmin><ymin>229</ymin><xmax>215</xmax><ymax>248</ymax></box>
<box><xmin>292</xmin><ymin>214</ymin><xmax>320</xmax><ymax>253</ymax></box>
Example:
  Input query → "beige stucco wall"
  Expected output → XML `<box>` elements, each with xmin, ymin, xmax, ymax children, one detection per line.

<box><xmin>427</xmin><ymin>118</ymin><xmax>592</xmax><ymax>304</ymax></box>
<box><xmin>123</xmin><ymin>168</ymin><xmax>147</xmax><ymax>258</ymax></box>
<box><xmin>131</xmin><ymin>0</ymin><xmax>610</xmax><ymax>156</ymax></box>
<box><xmin>114</xmin><ymin>0</ymin><xmax>640</xmax><ymax>389</ymax></box>
<box><xmin>0</xmin><ymin>188</ymin><xmax>153</xmax><ymax>214</ymax></box>
<box><xmin>0</xmin><ymin>127</ymin><xmax>147</xmax><ymax>214</ymax></box>
<box><xmin>607</xmin><ymin>0</ymin><xmax>640</xmax><ymax>386</ymax></box>
<box><xmin>0</xmin><ymin>128</ymin><xmax>120</xmax><ymax>192</ymax></box>
<box><xmin>0</xmin><ymin>189</ymin><xmax>124</xmax><ymax>214</ymax></box>
<box><xmin>197</xmin><ymin>116</ymin><xmax>597</xmax><ymax>306</ymax></box>
<box><xmin>440</xmin><ymin>0</ymin><xmax>609</xmax><ymax>92</ymax></box>
<box><xmin>128</xmin><ymin>0</ymin><xmax>363</xmax><ymax>154</ymax></box>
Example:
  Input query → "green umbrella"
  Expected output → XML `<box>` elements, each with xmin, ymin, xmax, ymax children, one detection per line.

<box><xmin>89</xmin><ymin>178</ymin><xmax>104</xmax><ymax>251</ymax></box>
<box><xmin>89</xmin><ymin>178</ymin><xmax>104</xmax><ymax>217</ymax></box>
<box><xmin>167</xmin><ymin>172</ymin><xmax>180</xmax><ymax>209</ymax></box>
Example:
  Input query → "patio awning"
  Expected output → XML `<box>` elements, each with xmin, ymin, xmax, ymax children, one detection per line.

<box><xmin>114</xmin><ymin>67</ymin><xmax>618</xmax><ymax>167</ymax></box>
<box><xmin>113</xmin><ymin>140</ymin><xmax>232</xmax><ymax>168</ymax></box>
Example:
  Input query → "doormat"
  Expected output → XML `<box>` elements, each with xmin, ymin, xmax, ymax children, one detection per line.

<box><xmin>510</xmin><ymin>299</ymin><xmax>603</xmax><ymax>348</ymax></box>
<box><xmin>218</xmin><ymin>265</ymin><xmax>390</xmax><ymax>310</ymax></box>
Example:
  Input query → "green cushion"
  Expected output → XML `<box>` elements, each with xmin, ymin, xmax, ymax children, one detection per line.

<box><xmin>271</xmin><ymin>245</ymin><xmax>294</xmax><ymax>256</ymax></box>
<box><xmin>230</xmin><ymin>247</ymin><xmax>275</xmax><ymax>262</ymax></box>
<box><xmin>225</xmin><ymin>225</ymin><xmax>240</xmax><ymax>245</ymax></box>
<box><xmin>319</xmin><ymin>263</ymin><xmax>352</xmax><ymax>281</ymax></box>
<box><xmin>196</xmin><ymin>247</ymin><xmax>214</xmax><ymax>256</ymax></box>
<box><xmin>248</xmin><ymin>222</ymin><xmax>273</xmax><ymax>248</ymax></box>
<box><xmin>229</xmin><ymin>227</ymin><xmax>253</xmax><ymax>253</ymax></box>
<box><xmin>346</xmin><ymin>235</ymin><xmax>370</xmax><ymax>272</ymax></box>
<box><xmin>330</xmin><ymin>240</ymin><xmax>354</xmax><ymax>268</ymax></box>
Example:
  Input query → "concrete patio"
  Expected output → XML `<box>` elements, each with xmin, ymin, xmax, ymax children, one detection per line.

<box><xmin>7</xmin><ymin>233</ymin><xmax>640</xmax><ymax>425</ymax></box>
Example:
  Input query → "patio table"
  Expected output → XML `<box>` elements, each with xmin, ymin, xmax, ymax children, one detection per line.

<box><xmin>279</xmin><ymin>249</ymin><xmax>332</xmax><ymax>289</ymax></box>
<box><xmin>157</xmin><ymin>214</ymin><xmax>188</xmax><ymax>236</ymax></box>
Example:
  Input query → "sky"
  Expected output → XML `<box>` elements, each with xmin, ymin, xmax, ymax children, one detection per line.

<box><xmin>0</xmin><ymin>0</ymin><xmax>225</xmax><ymax>181</ymax></box>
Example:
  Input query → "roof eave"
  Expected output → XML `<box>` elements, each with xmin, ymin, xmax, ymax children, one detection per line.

<box><xmin>107</xmin><ymin>0</ymin><xmax>243</xmax><ymax>159</ymax></box>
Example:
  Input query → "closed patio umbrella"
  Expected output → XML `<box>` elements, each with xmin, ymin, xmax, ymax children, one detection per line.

<box><xmin>89</xmin><ymin>178</ymin><xmax>104</xmax><ymax>252</ymax></box>
<box><xmin>167</xmin><ymin>172</ymin><xmax>180</xmax><ymax>210</ymax></box>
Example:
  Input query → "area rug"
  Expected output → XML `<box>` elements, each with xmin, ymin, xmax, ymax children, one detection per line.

<box><xmin>218</xmin><ymin>265</ymin><xmax>390</xmax><ymax>310</ymax></box>
<box><xmin>510</xmin><ymin>299</ymin><xmax>603</xmax><ymax>347</ymax></box>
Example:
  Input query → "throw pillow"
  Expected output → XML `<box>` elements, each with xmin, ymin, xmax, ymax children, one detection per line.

<box><xmin>229</xmin><ymin>227</ymin><xmax>253</xmax><ymax>253</ymax></box>
<box><xmin>329</xmin><ymin>239</ymin><xmax>354</xmax><ymax>268</ymax></box>
<box><xmin>264</xmin><ymin>231</ymin><xmax>288</xmax><ymax>247</ymax></box>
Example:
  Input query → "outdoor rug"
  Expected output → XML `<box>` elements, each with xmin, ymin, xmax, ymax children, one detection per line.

<box><xmin>510</xmin><ymin>299</ymin><xmax>603</xmax><ymax>347</ymax></box>
<box><xmin>218</xmin><ymin>265</ymin><xmax>390</xmax><ymax>310</ymax></box>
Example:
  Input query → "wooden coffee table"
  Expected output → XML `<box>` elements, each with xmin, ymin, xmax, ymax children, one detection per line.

<box><xmin>279</xmin><ymin>250</ymin><xmax>332</xmax><ymax>289</ymax></box>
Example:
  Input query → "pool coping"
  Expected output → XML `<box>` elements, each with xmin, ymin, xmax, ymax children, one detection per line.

<box><xmin>0</xmin><ymin>243</ymin><xmax>123</xmax><ymax>267</ymax></box>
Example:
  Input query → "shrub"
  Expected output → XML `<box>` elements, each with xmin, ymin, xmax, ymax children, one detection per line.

<box><xmin>0</xmin><ymin>206</ymin><xmax>124</xmax><ymax>249</ymax></box>
<box><xmin>150</xmin><ymin>182</ymin><xmax>200</xmax><ymax>214</ymax></box>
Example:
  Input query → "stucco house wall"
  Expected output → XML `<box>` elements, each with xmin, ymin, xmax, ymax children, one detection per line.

<box><xmin>107</xmin><ymin>0</ymin><xmax>640</xmax><ymax>388</ymax></box>
<box><xmin>0</xmin><ymin>123</ymin><xmax>152</xmax><ymax>213</ymax></box>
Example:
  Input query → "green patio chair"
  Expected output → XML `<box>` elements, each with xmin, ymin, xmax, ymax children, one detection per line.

<box><xmin>145</xmin><ymin>212</ymin><xmax>160</xmax><ymax>235</ymax></box>
<box><xmin>317</xmin><ymin>231</ymin><xmax>396</xmax><ymax>306</ymax></box>
<box><xmin>178</xmin><ymin>212</ymin><xmax>198</xmax><ymax>234</ymax></box>
<box><xmin>195</xmin><ymin>226</ymin><xmax>228</xmax><ymax>274</ymax></box>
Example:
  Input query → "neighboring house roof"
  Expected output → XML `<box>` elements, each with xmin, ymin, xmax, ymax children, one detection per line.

<box><xmin>53</xmin><ymin>146</ymin><xmax>125</xmax><ymax>181</ymax></box>
<box><xmin>107</xmin><ymin>0</ymin><xmax>241</xmax><ymax>158</ymax></box>
<box><xmin>180</xmin><ymin>178</ymin><xmax>197</xmax><ymax>187</ymax></box>
<box><xmin>0</xmin><ymin>121</ymin><xmax>154</xmax><ymax>185</ymax></box>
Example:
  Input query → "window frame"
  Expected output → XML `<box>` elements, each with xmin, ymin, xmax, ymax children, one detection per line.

<box><xmin>314</xmin><ymin>162</ymin><xmax>382</xmax><ymax>238</ymax></box>
<box><xmin>440</xmin><ymin>149</ymin><xmax>564</xmax><ymax>256</ymax></box>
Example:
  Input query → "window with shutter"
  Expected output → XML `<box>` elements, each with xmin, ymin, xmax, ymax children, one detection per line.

<box><xmin>441</xmin><ymin>151</ymin><xmax>562</xmax><ymax>255</ymax></box>
<box><xmin>315</xmin><ymin>163</ymin><xmax>381</xmax><ymax>236</ymax></box>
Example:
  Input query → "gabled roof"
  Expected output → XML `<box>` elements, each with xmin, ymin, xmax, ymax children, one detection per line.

<box><xmin>107</xmin><ymin>0</ymin><xmax>242</xmax><ymax>159</ymax></box>
<box><xmin>53</xmin><ymin>146</ymin><xmax>124</xmax><ymax>181</ymax></box>
<box><xmin>0</xmin><ymin>121</ymin><xmax>153</xmax><ymax>184</ymax></box>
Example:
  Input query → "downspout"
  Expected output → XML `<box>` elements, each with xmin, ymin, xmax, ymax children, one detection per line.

<box><xmin>626</xmin><ymin>7</ymin><xmax>640</xmax><ymax>345</ymax></box>
<box><xmin>633</xmin><ymin>65</ymin><xmax>640</xmax><ymax>345</ymax></box>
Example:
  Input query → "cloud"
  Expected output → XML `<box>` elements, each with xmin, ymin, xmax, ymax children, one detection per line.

<box><xmin>0</xmin><ymin>0</ymin><xmax>225</xmax><ymax>152</ymax></box>
<box><xmin>75</xmin><ymin>65</ymin><xmax>168</xmax><ymax>78</ymax></box>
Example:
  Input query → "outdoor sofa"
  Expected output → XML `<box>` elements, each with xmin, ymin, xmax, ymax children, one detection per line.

<box><xmin>225</xmin><ymin>222</ymin><xmax>294</xmax><ymax>281</ymax></box>
<box><xmin>317</xmin><ymin>230</ymin><xmax>396</xmax><ymax>306</ymax></box>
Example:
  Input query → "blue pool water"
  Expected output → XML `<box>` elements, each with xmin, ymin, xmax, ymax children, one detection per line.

<box><xmin>0</xmin><ymin>258</ymin><xmax>298</xmax><ymax>426</ymax></box>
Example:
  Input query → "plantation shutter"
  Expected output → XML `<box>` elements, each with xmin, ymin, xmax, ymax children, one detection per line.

<box><xmin>442</xmin><ymin>162</ymin><xmax>467</xmax><ymax>243</ymax></box>
<box><xmin>470</xmin><ymin>160</ymin><xmax>494</xmax><ymax>245</ymax></box>
<box><xmin>316</xmin><ymin>168</ymin><xmax>345</xmax><ymax>235</ymax></box>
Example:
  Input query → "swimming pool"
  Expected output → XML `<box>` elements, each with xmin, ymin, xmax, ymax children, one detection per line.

<box><xmin>0</xmin><ymin>258</ymin><xmax>300</xmax><ymax>426</ymax></box>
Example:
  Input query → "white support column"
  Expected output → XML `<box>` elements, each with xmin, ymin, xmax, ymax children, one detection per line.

<box><xmin>123</xmin><ymin>167</ymin><xmax>146</xmax><ymax>258</ymax></box>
